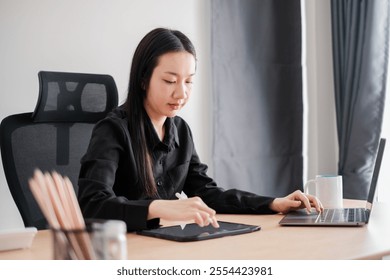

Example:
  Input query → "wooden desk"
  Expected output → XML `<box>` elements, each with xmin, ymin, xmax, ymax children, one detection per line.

<box><xmin>1</xmin><ymin>200</ymin><xmax>390</xmax><ymax>260</ymax></box>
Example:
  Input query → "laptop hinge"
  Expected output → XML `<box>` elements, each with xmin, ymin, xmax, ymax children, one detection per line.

<box><xmin>365</xmin><ymin>209</ymin><xmax>370</xmax><ymax>223</ymax></box>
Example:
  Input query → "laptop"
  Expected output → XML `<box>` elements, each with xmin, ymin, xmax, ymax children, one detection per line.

<box><xmin>279</xmin><ymin>138</ymin><xmax>386</xmax><ymax>226</ymax></box>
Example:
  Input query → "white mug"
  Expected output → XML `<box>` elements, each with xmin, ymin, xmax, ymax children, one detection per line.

<box><xmin>304</xmin><ymin>175</ymin><xmax>343</xmax><ymax>208</ymax></box>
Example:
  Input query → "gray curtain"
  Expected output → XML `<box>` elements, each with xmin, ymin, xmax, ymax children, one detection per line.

<box><xmin>331</xmin><ymin>0</ymin><xmax>390</xmax><ymax>199</ymax></box>
<box><xmin>211</xmin><ymin>0</ymin><xmax>303</xmax><ymax>197</ymax></box>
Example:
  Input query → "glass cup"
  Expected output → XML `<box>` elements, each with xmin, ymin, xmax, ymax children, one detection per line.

<box><xmin>51</xmin><ymin>219</ymin><xmax>127</xmax><ymax>260</ymax></box>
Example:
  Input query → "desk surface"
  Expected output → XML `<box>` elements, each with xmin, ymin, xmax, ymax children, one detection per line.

<box><xmin>1</xmin><ymin>200</ymin><xmax>390</xmax><ymax>260</ymax></box>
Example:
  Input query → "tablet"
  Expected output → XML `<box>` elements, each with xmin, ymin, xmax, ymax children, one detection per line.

<box><xmin>136</xmin><ymin>221</ymin><xmax>260</xmax><ymax>242</ymax></box>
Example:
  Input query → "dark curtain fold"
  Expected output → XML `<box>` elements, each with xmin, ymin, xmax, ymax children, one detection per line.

<box><xmin>331</xmin><ymin>0</ymin><xmax>390</xmax><ymax>199</ymax></box>
<box><xmin>211</xmin><ymin>0</ymin><xmax>303</xmax><ymax>197</ymax></box>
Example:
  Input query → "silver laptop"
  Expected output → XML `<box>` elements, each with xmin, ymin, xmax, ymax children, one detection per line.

<box><xmin>279</xmin><ymin>138</ymin><xmax>386</xmax><ymax>226</ymax></box>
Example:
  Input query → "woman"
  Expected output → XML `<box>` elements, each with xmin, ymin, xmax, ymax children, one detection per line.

<box><xmin>77</xmin><ymin>28</ymin><xmax>322</xmax><ymax>231</ymax></box>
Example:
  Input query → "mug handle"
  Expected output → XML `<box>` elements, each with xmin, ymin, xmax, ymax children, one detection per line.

<box><xmin>304</xmin><ymin>179</ymin><xmax>316</xmax><ymax>195</ymax></box>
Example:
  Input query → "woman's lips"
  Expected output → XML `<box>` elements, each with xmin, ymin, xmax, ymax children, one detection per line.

<box><xmin>168</xmin><ymin>103</ymin><xmax>181</xmax><ymax>110</ymax></box>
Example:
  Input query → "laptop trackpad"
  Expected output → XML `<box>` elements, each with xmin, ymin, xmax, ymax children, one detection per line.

<box><xmin>280</xmin><ymin>209</ymin><xmax>318</xmax><ymax>223</ymax></box>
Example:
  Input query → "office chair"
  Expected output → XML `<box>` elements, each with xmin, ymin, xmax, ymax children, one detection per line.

<box><xmin>0</xmin><ymin>71</ymin><xmax>118</xmax><ymax>230</ymax></box>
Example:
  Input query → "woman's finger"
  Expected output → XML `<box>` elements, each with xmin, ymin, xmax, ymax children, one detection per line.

<box><xmin>193</xmin><ymin>212</ymin><xmax>205</xmax><ymax>227</ymax></box>
<box><xmin>310</xmin><ymin>196</ymin><xmax>324</xmax><ymax>212</ymax></box>
<box><xmin>210</xmin><ymin>215</ymin><xmax>220</xmax><ymax>228</ymax></box>
<box><xmin>293</xmin><ymin>191</ymin><xmax>312</xmax><ymax>213</ymax></box>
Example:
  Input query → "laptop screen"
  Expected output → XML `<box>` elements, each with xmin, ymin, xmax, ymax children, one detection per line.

<box><xmin>366</xmin><ymin>138</ymin><xmax>386</xmax><ymax>211</ymax></box>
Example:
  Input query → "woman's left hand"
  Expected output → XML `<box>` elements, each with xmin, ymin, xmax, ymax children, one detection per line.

<box><xmin>269</xmin><ymin>190</ymin><xmax>323</xmax><ymax>214</ymax></box>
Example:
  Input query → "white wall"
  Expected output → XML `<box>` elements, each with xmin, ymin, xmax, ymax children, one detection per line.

<box><xmin>303</xmin><ymin>0</ymin><xmax>338</xmax><ymax>181</ymax></box>
<box><xmin>0</xmin><ymin>0</ymin><xmax>212</xmax><ymax>229</ymax></box>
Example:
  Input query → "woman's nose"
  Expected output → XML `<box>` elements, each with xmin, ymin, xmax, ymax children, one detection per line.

<box><xmin>174</xmin><ymin>83</ymin><xmax>187</xmax><ymax>99</ymax></box>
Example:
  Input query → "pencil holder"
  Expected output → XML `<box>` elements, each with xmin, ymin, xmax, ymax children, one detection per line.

<box><xmin>51</xmin><ymin>219</ymin><xmax>127</xmax><ymax>260</ymax></box>
<box><xmin>51</xmin><ymin>227</ymin><xmax>91</xmax><ymax>260</ymax></box>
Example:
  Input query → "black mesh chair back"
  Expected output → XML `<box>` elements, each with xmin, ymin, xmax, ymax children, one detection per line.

<box><xmin>0</xmin><ymin>71</ymin><xmax>118</xmax><ymax>229</ymax></box>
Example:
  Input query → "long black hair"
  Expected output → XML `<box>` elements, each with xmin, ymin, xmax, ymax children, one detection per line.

<box><xmin>125</xmin><ymin>28</ymin><xmax>196</xmax><ymax>198</ymax></box>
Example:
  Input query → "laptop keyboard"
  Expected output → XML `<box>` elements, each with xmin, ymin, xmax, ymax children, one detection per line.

<box><xmin>317</xmin><ymin>208</ymin><xmax>366</xmax><ymax>223</ymax></box>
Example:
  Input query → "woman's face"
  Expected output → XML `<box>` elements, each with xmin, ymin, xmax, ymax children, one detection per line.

<box><xmin>144</xmin><ymin>51</ymin><xmax>196</xmax><ymax>121</ymax></box>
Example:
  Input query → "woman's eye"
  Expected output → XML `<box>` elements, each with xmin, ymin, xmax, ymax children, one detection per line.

<box><xmin>163</xmin><ymin>80</ymin><xmax>175</xmax><ymax>84</ymax></box>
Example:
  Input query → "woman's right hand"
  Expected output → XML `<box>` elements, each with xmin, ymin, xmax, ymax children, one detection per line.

<box><xmin>148</xmin><ymin>196</ymin><xmax>219</xmax><ymax>228</ymax></box>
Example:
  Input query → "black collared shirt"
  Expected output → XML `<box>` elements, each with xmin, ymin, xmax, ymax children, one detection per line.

<box><xmin>78</xmin><ymin>106</ymin><xmax>276</xmax><ymax>231</ymax></box>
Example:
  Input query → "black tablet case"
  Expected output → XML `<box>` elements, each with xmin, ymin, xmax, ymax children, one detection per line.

<box><xmin>136</xmin><ymin>221</ymin><xmax>260</xmax><ymax>242</ymax></box>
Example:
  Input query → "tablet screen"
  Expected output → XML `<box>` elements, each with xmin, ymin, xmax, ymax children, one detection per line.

<box><xmin>136</xmin><ymin>221</ymin><xmax>260</xmax><ymax>242</ymax></box>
